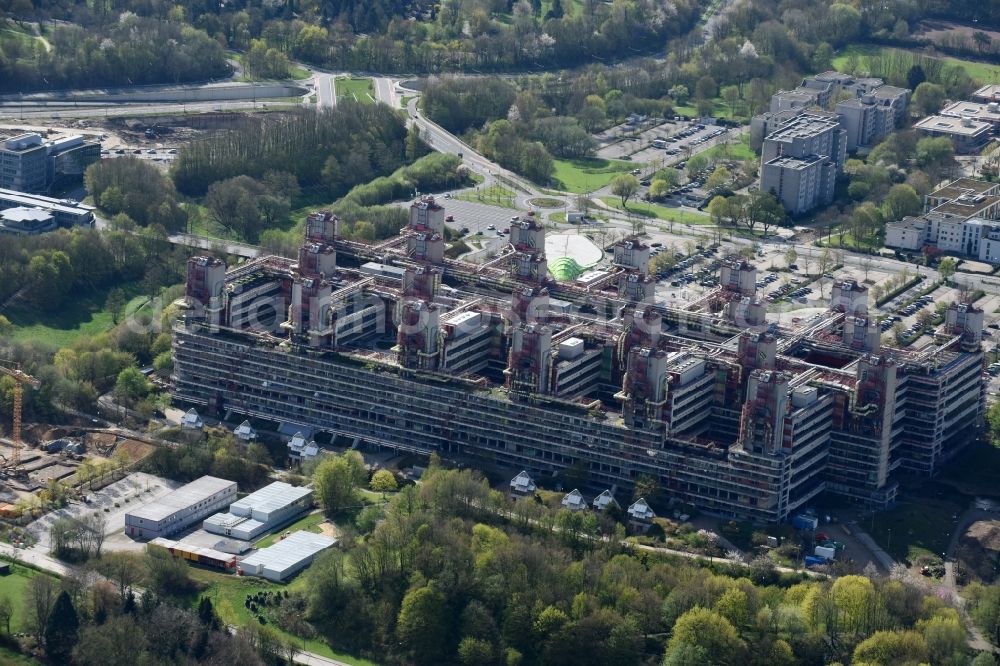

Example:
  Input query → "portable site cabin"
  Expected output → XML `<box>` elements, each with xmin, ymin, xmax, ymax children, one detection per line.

<box><xmin>239</xmin><ymin>531</ymin><xmax>337</xmax><ymax>582</ymax></box>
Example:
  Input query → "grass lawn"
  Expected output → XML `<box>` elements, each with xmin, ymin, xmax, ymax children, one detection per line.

<box><xmin>254</xmin><ymin>511</ymin><xmax>327</xmax><ymax>549</ymax></box>
<box><xmin>674</xmin><ymin>99</ymin><xmax>744</xmax><ymax>122</ymax></box>
<box><xmin>4</xmin><ymin>280</ymin><xmax>148</xmax><ymax>348</ymax></box>
<box><xmin>455</xmin><ymin>184</ymin><xmax>517</xmax><ymax>209</ymax></box>
<box><xmin>700</xmin><ymin>133</ymin><xmax>755</xmax><ymax>162</ymax></box>
<box><xmin>233</xmin><ymin>54</ymin><xmax>311</xmax><ymax>81</ymax></box>
<box><xmin>0</xmin><ymin>560</ymin><xmax>58</xmax><ymax>634</ymax></box>
<box><xmin>335</xmin><ymin>77</ymin><xmax>376</xmax><ymax>105</ymax></box>
<box><xmin>599</xmin><ymin>197</ymin><xmax>711</xmax><ymax>225</ymax></box>
<box><xmin>400</xmin><ymin>95</ymin><xmax>415</xmax><ymax>109</ymax></box>
<box><xmin>552</xmin><ymin>158</ymin><xmax>639</xmax><ymax>193</ymax></box>
<box><xmin>288</xmin><ymin>65</ymin><xmax>311</xmax><ymax>80</ymax></box>
<box><xmin>938</xmin><ymin>441</ymin><xmax>1000</xmax><ymax>498</ymax></box>
<box><xmin>868</xmin><ymin>495</ymin><xmax>962</xmax><ymax>563</ymax></box>
<box><xmin>833</xmin><ymin>44</ymin><xmax>1000</xmax><ymax>84</ymax></box>
<box><xmin>0</xmin><ymin>27</ymin><xmax>36</xmax><ymax>49</ymax></box>
<box><xmin>190</xmin><ymin>567</ymin><xmax>380</xmax><ymax>666</ymax></box>
<box><xmin>0</xmin><ymin>645</ymin><xmax>42</xmax><ymax>665</ymax></box>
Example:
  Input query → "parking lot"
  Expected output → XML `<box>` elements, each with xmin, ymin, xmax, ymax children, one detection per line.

<box><xmin>594</xmin><ymin>116</ymin><xmax>737</xmax><ymax>167</ymax></box>
<box><xmin>102</xmin><ymin>146</ymin><xmax>179</xmax><ymax>164</ymax></box>
<box><xmin>27</xmin><ymin>472</ymin><xmax>179</xmax><ymax>552</ymax></box>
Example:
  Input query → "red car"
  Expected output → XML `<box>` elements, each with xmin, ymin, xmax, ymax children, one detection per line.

<box><xmin>815</xmin><ymin>533</ymin><xmax>829</xmax><ymax>543</ymax></box>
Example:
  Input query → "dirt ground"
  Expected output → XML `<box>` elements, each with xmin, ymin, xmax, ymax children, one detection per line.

<box><xmin>115</xmin><ymin>439</ymin><xmax>156</xmax><ymax>464</ymax></box>
<box><xmin>318</xmin><ymin>521</ymin><xmax>339</xmax><ymax>539</ymax></box>
<box><xmin>917</xmin><ymin>19</ymin><xmax>1000</xmax><ymax>52</ymax></box>
<box><xmin>956</xmin><ymin>519</ymin><xmax>1000</xmax><ymax>583</ymax></box>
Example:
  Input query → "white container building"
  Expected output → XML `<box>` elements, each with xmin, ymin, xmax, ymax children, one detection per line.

<box><xmin>125</xmin><ymin>476</ymin><xmax>237</xmax><ymax>540</ymax></box>
<box><xmin>203</xmin><ymin>481</ymin><xmax>313</xmax><ymax>541</ymax></box>
<box><xmin>239</xmin><ymin>531</ymin><xmax>336</xmax><ymax>582</ymax></box>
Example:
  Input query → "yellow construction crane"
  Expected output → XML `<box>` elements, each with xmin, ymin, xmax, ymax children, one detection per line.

<box><xmin>0</xmin><ymin>363</ymin><xmax>40</xmax><ymax>468</ymax></box>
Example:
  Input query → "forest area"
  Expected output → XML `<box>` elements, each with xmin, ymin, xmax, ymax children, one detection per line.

<box><xmin>252</xmin><ymin>460</ymin><xmax>999</xmax><ymax>666</ymax></box>
<box><xmin>3</xmin><ymin>452</ymin><xmax>1000</xmax><ymax>665</ymax></box>
<box><xmin>1</xmin><ymin>0</ymin><xmax>998</xmax><ymax>92</ymax></box>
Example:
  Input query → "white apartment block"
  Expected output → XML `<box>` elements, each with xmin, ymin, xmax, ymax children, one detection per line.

<box><xmin>885</xmin><ymin>179</ymin><xmax>1000</xmax><ymax>263</ymax></box>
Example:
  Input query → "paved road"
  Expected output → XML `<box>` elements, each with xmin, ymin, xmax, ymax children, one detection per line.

<box><xmin>372</xmin><ymin>77</ymin><xmax>397</xmax><ymax>108</ymax></box>
<box><xmin>316</xmin><ymin>73</ymin><xmax>336</xmax><ymax>108</ymax></box>
<box><xmin>169</xmin><ymin>232</ymin><xmax>262</xmax><ymax>258</ymax></box>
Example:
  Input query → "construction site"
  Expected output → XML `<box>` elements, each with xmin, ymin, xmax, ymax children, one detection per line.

<box><xmin>171</xmin><ymin>196</ymin><xmax>987</xmax><ymax>523</ymax></box>
<box><xmin>0</xmin><ymin>361</ymin><xmax>156</xmax><ymax>517</ymax></box>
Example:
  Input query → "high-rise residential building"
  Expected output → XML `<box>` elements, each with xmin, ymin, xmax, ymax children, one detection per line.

<box><xmin>759</xmin><ymin>113</ymin><xmax>846</xmax><ymax>215</ymax></box>
<box><xmin>171</xmin><ymin>200</ymin><xmax>986</xmax><ymax>523</ymax></box>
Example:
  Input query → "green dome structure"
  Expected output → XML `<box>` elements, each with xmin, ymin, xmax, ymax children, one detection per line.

<box><xmin>548</xmin><ymin>256</ymin><xmax>584</xmax><ymax>281</ymax></box>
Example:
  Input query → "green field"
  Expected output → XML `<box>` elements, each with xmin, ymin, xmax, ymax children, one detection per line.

<box><xmin>599</xmin><ymin>197</ymin><xmax>711</xmax><ymax>225</ymax></box>
<box><xmin>336</xmin><ymin>77</ymin><xmax>376</xmax><ymax>105</ymax></box>
<box><xmin>4</xmin><ymin>284</ymin><xmax>149</xmax><ymax>348</ymax></box>
<box><xmin>833</xmin><ymin>44</ymin><xmax>1000</xmax><ymax>84</ymax></box>
<box><xmin>552</xmin><ymin>158</ymin><xmax>639</xmax><ymax>193</ymax></box>
<box><xmin>254</xmin><ymin>511</ymin><xmax>327</xmax><ymax>549</ymax></box>
<box><xmin>191</xmin><ymin>566</ymin><xmax>380</xmax><ymax>666</ymax></box>
<box><xmin>0</xmin><ymin>561</ymin><xmax>58</xmax><ymax>635</ymax></box>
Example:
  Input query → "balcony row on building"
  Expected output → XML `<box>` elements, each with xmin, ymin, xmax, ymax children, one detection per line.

<box><xmin>171</xmin><ymin>199</ymin><xmax>985</xmax><ymax>524</ymax></box>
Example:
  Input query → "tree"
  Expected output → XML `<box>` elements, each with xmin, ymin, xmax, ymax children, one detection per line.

<box><xmin>25</xmin><ymin>575</ymin><xmax>58</xmax><ymax>640</ymax></box>
<box><xmin>397</xmin><ymin>584</ymin><xmax>449</xmax><ymax>665</ymax></box>
<box><xmin>916</xmin><ymin>136</ymin><xmax>956</xmax><ymax>175</ymax></box>
<box><xmin>668</xmin><ymin>85</ymin><xmax>689</xmax><ymax>104</ymax></box>
<box><xmin>974</xmin><ymin>31</ymin><xmax>992</xmax><ymax>54</ymax></box>
<box><xmin>913</xmin><ymin>82</ymin><xmax>946</xmax><ymax>117</ymax></box>
<box><xmin>145</xmin><ymin>547</ymin><xmax>194</xmax><ymax>598</ymax></box>
<box><xmin>650</xmin><ymin>179</ymin><xmax>672</xmax><ymax>200</ymax></box>
<box><xmin>611</xmin><ymin>174</ymin><xmax>640</xmax><ymax>209</ymax></box>
<box><xmin>705</xmin><ymin>166</ymin><xmax>731</xmax><ymax>192</ymax></box>
<box><xmin>707</xmin><ymin>196</ymin><xmax>731</xmax><ymax>226</ymax></box>
<box><xmin>918</xmin><ymin>615</ymin><xmax>966</xmax><ymax>665</ymax></box>
<box><xmin>938</xmin><ymin>257</ymin><xmax>957</xmax><ymax>283</ymax></box>
<box><xmin>826</xmin><ymin>3</ymin><xmax>861</xmax><ymax>45</ymax></box>
<box><xmin>458</xmin><ymin>636</ymin><xmax>496</xmax><ymax>665</ymax></box>
<box><xmin>314</xmin><ymin>452</ymin><xmax>366</xmax><ymax>514</ymax></box>
<box><xmin>44</xmin><ymin>591</ymin><xmax>79</xmax><ymax>662</ymax></box>
<box><xmin>95</xmin><ymin>552</ymin><xmax>142</xmax><ymax>604</ymax></box>
<box><xmin>370</xmin><ymin>469</ymin><xmax>397</xmax><ymax>498</ymax></box>
<box><xmin>784</xmin><ymin>247</ymin><xmax>798</xmax><ymax>268</ymax></box>
<box><xmin>665</xmin><ymin>607</ymin><xmax>746</xmax><ymax>666</ymax></box>
<box><xmin>852</xmin><ymin>630</ymin><xmax>928</xmax><ymax>665</ymax></box>
<box><xmin>0</xmin><ymin>595</ymin><xmax>12</xmax><ymax>635</ymax></box>
<box><xmin>104</xmin><ymin>288</ymin><xmax>127</xmax><ymax>326</ymax></box>
<box><xmin>0</xmin><ymin>315</ymin><xmax>10</xmax><ymax>336</ymax></box>
<box><xmin>713</xmin><ymin>588</ymin><xmax>751</xmax><ymax>629</ymax></box>
<box><xmin>633</xmin><ymin>474</ymin><xmax>660</xmax><ymax>502</ymax></box>
<box><xmin>114</xmin><ymin>367</ymin><xmax>150</xmax><ymax>407</ymax></box>
<box><xmin>720</xmin><ymin>86</ymin><xmax>740</xmax><ymax>116</ymax></box>
<box><xmin>197</xmin><ymin>596</ymin><xmax>221</xmax><ymax>630</ymax></box>
<box><xmin>883</xmin><ymin>184</ymin><xmax>921</xmax><ymax>221</ymax></box>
